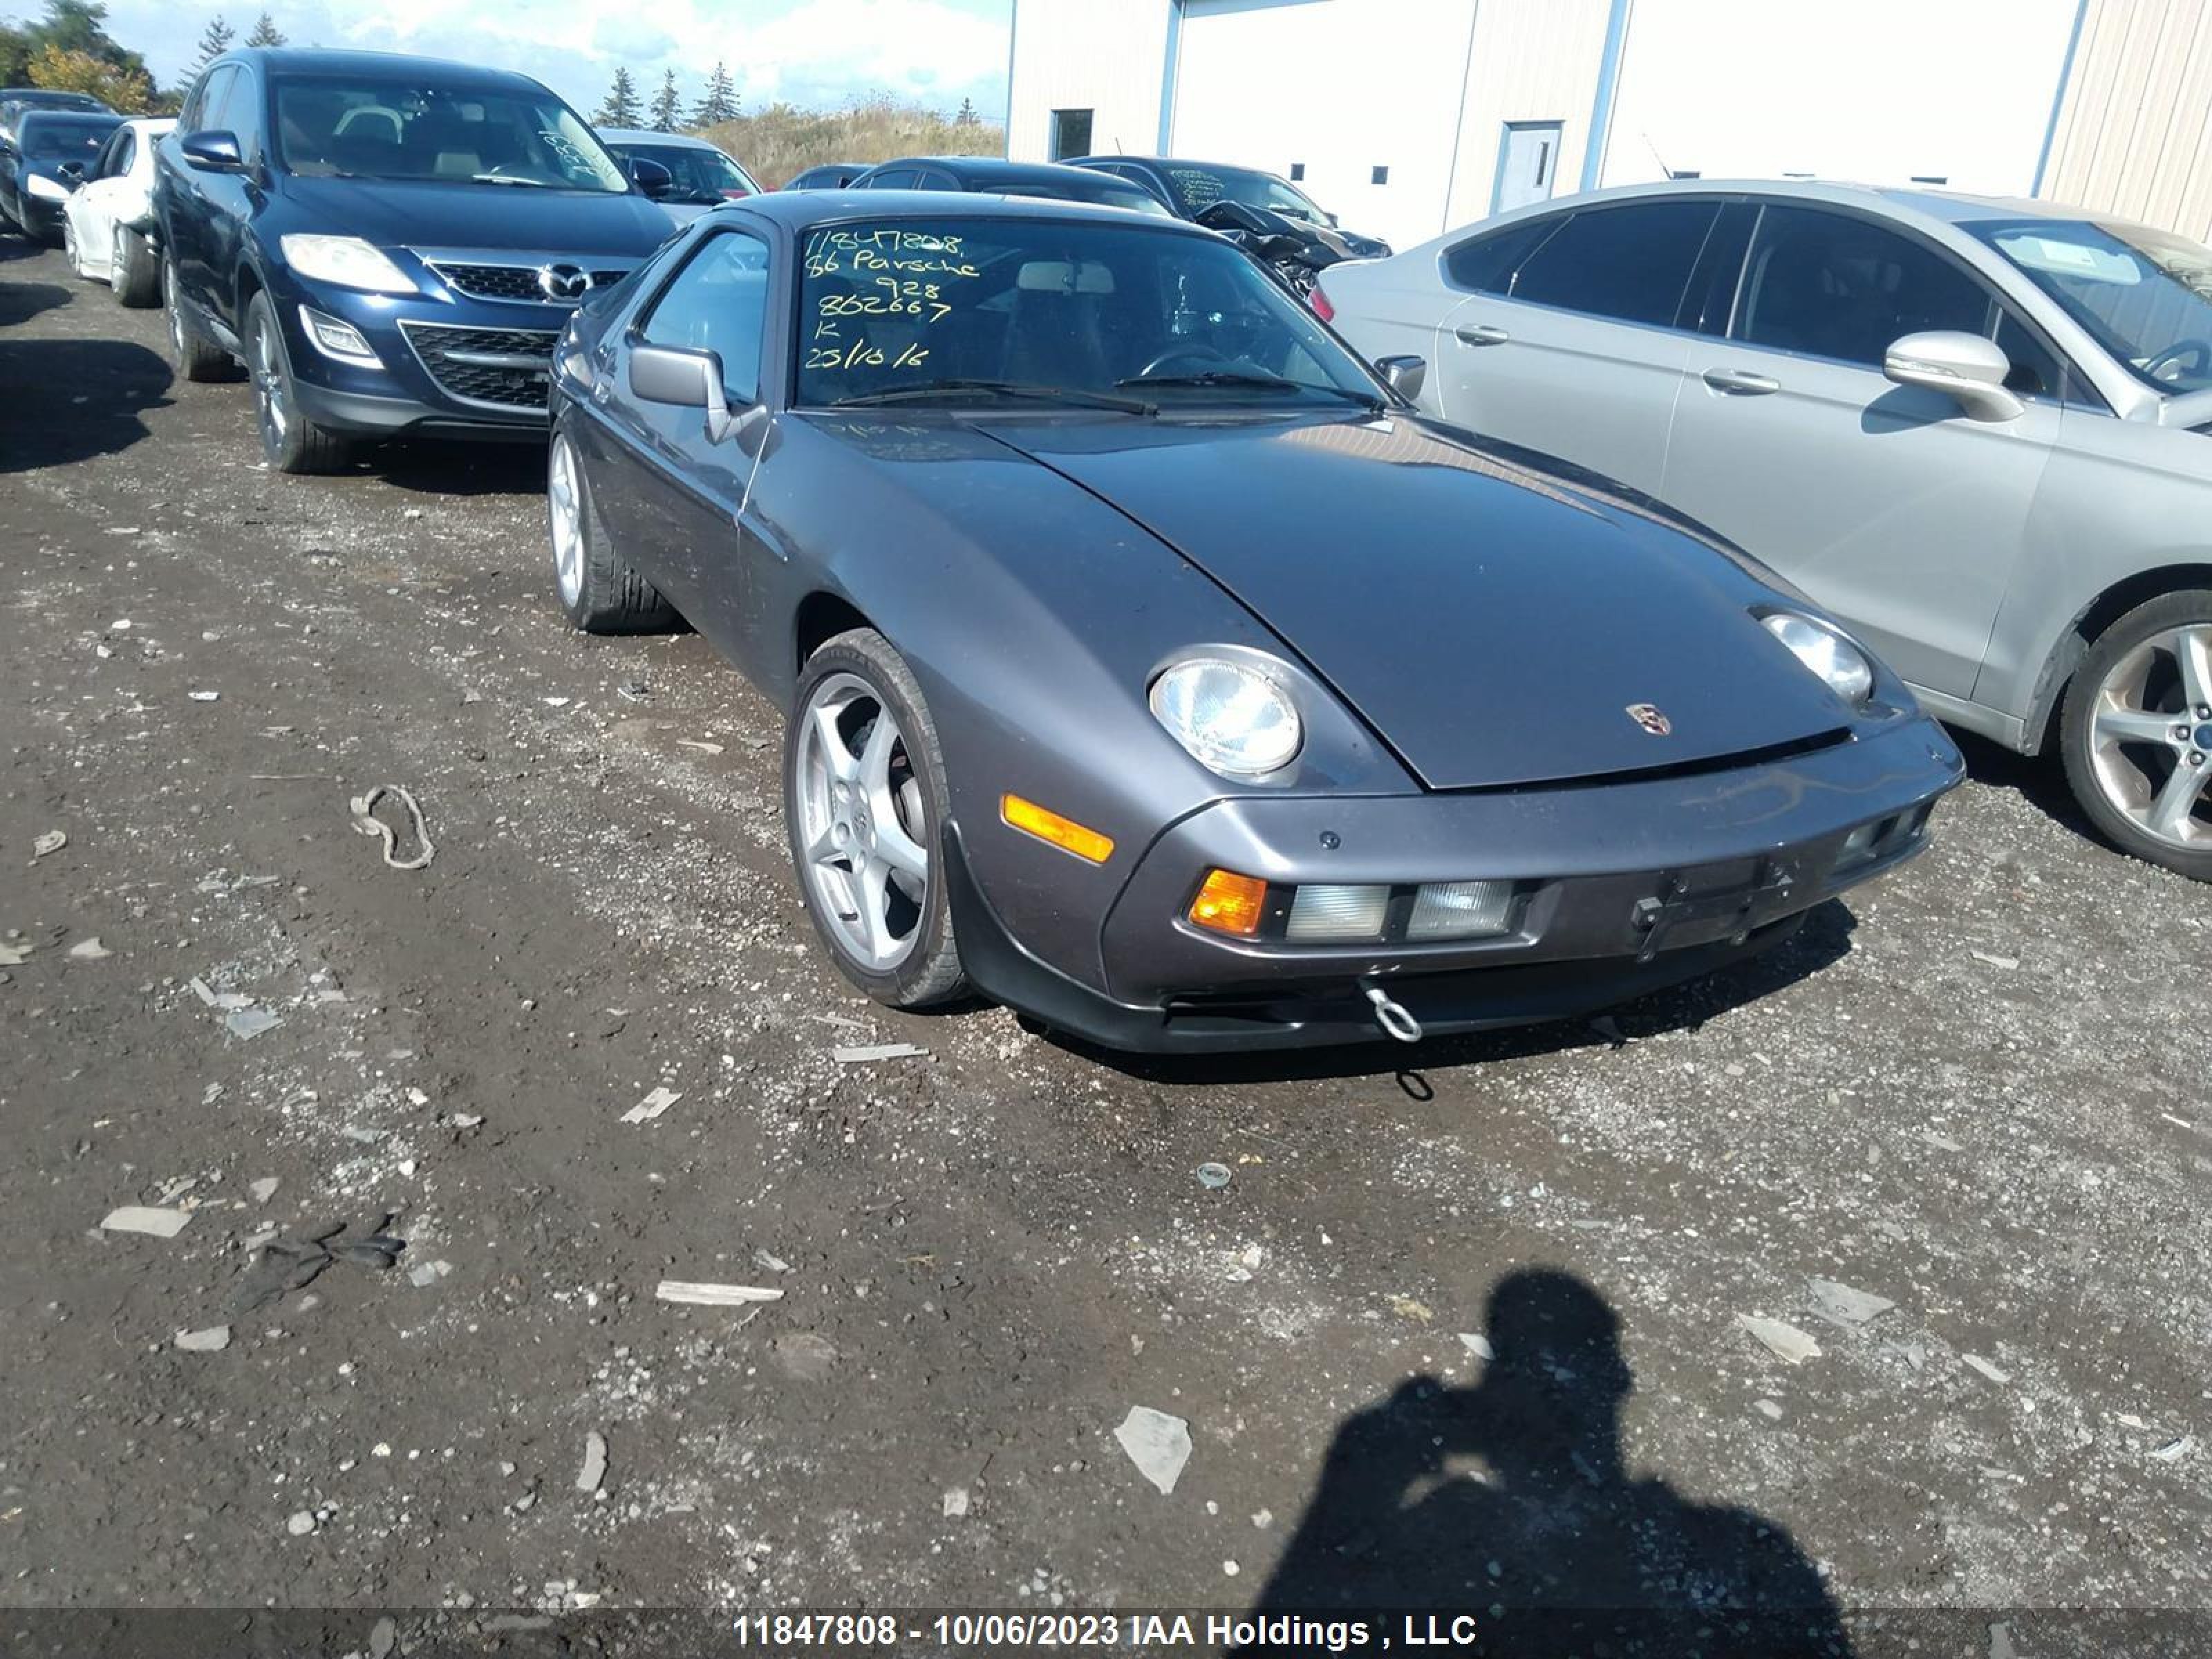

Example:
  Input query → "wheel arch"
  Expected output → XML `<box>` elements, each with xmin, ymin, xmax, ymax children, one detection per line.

<box><xmin>2026</xmin><ymin>561</ymin><xmax>2212</xmax><ymax>754</ymax></box>
<box><xmin>795</xmin><ymin>590</ymin><xmax>874</xmax><ymax>684</ymax></box>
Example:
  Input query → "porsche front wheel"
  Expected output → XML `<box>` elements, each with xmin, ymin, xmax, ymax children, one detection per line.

<box><xmin>785</xmin><ymin>629</ymin><xmax>968</xmax><ymax>1008</ymax></box>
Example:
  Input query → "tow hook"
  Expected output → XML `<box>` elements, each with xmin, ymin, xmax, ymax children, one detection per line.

<box><xmin>1363</xmin><ymin>982</ymin><xmax>1423</xmax><ymax>1044</ymax></box>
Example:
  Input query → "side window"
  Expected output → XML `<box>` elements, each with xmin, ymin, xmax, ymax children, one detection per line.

<box><xmin>1442</xmin><ymin>215</ymin><xmax>1559</xmax><ymax>295</ymax></box>
<box><xmin>639</xmin><ymin>231</ymin><xmax>771</xmax><ymax>404</ymax></box>
<box><xmin>861</xmin><ymin>168</ymin><xmax>916</xmax><ymax>190</ymax></box>
<box><xmin>1734</xmin><ymin>205</ymin><xmax>1992</xmax><ymax>368</ymax></box>
<box><xmin>912</xmin><ymin>169</ymin><xmax>957</xmax><ymax>191</ymax></box>
<box><xmin>1507</xmin><ymin>201</ymin><xmax>1721</xmax><ymax>327</ymax></box>
<box><xmin>1994</xmin><ymin>308</ymin><xmax>2082</xmax><ymax>401</ymax></box>
<box><xmin>112</xmin><ymin>131</ymin><xmax>135</xmax><ymax>177</ymax></box>
<box><xmin>187</xmin><ymin>66</ymin><xmax>235</xmax><ymax>133</ymax></box>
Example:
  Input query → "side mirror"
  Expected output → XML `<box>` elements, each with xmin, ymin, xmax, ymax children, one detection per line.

<box><xmin>628</xmin><ymin>156</ymin><xmax>673</xmax><ymax>198</ymax></box>
<box><xmin>628</xmin><ymin>342</ymin><xmax>767</xmax><ymax>447</ymax></box>
<box><xmin>180</xmin><ymin>130</ymin><xmax>244</xmax><ymax>173</ymax></box>
<box><xmin>1375</xmin><ymin>354</ymin><xmax>1426</xmax><ymax>401</ymax></box>
<box><xmin>1883</xmin><ymin>330</ymin><xmax>2022</xmax><ymax>423</ymax></box>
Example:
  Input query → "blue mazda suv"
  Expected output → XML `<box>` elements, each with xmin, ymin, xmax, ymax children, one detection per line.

<box><xmin>153</xmin><ymin>48</ymin><xmax>678</xmax><ymax>473</ymax></box>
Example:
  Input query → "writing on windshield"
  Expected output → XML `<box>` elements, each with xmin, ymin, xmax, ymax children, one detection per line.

<box><xmin>802</xmin><ymin>227</ymin><xmax>985</xmax><ymax>377</ymax></box>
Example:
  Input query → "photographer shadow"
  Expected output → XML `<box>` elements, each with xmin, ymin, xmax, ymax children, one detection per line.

<box><xmin>1246</xmin><ymin>1269</ymin><xmax>1853</xmax><ymax>1658</ymax></box>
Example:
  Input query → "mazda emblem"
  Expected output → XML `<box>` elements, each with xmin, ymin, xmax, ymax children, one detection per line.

<box><xmin>1626</xmin><ymin>702</ymin><xmax>1673</xmax><ymax>736</ymax></box>
<box><xmin>536</xmin><ymin>263</ymin><xmax>592</xmax><ymax>301</ymax></box>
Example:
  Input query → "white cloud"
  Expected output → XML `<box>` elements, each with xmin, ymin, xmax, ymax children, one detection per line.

<box><xmin>103</xmin><ymin>0</ymin><xmax>1011</xmax><ymax>117</ymax></box>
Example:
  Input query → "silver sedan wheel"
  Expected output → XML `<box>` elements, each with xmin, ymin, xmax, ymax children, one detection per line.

<box><xmin>792</xmin><ymin>672</ymin><xmax>930</xmax><ymax>972</ymax></box>
<box><xmin>109</xmin><ymin>232</ymin><xmax>126</xmax><ymax>289</ymax></box>
<box><xmin>62</xmin><ymin>216</ymin><xmax>78</xmax><ymax>274</ymax></box>
<box><xmin>2088</xmin><ymin>625</ymin><xmax>2212</xmax><ymax>850</ymax></box>
<box><xmin>547</xmin><ymin>435</ymin><xmax>585</xmax><ymax>606</ymax></box>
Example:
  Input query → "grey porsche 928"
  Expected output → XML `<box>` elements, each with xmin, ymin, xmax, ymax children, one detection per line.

<box><xmin>545</xmin><ymin>191</ymin><xmax>1962</xmax><ymax>1052</ymax></box>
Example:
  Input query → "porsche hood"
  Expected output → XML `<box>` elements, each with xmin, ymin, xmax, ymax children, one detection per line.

<box><xmin>984</xmin><ymin>416</ymin><xmax>1855</xmax><ymax>791</ymax></box>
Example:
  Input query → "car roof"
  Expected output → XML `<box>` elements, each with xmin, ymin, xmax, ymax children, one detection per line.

<box><xmin>222</xmin><ymin>46</ymin><xmax>555</xmax><ymax>97</ymax></box>
<box><xmin>1074</xmin><ymin>155</ymin><xmax>1280</xmax><ymax>176</ymax></box>
<box><xmin>599</xmin><ymin>129</ymin><xmax>723</xmax><ymax>150</ymax></box>
<box><xmin>17</xmin><ymin>109</ymin><xmax>122</xmax><ymax>129</ymax></box>
<box><xmin>707</xmin><ymin>187</ymin><xmax>1215</xmax><ymax>234</ymax></box>
<box><xmin>1517</xmin><ymin>175</ymin><xmax>2157</xmax><ymax>235</ymax></box>
<box><xmin>864</xmin><ymin>156</ymin><xmax>1134</xmax><ymax>187</ymax></box>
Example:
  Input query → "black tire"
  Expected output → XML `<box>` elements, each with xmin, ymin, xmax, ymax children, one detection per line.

<box><xmin>61</xmin><ymin>214</ymin><xmax>82</xmax><ymax>276</ymax></box>
<box><xmin>545</xmin><ymin>422</ymin><xmax>678</xmax><ymax>632</ymax></box>
<box><xmin>163</xmin><ymin>255</ymin><xmax>239</xmax><ymax>384</ymax></box>
<box><xmin>245</xmin><ymin>290</ymin><xmax>353</xmax><ymax>474</ymax></box>
<box><xmin>2059</xmin><ymin>588</ymin><xmax>2212</xmax><ymax>881</ymax></box>
<box><xmin>112</xmin><ymin>226</ymin><xmax>159</xmax><ymax>308</ymax></box>
<box><xmin>785</xmin><ymin>628</ymin><xmax>968</xmax><ymax>1009</ymax></box>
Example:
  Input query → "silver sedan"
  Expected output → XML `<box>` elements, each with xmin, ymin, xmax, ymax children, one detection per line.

<box><xmin>1320</xmin><ymin>180</ymin><xmax>2212</xmax><ymax>880</ymax></box>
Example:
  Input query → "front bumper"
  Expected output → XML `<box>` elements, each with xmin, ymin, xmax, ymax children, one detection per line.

<box><xmin>950</xmin><ymin>716</ymin><xmax>1963</xmax><ymax>1052</ymax></box>
<box><xmin>270</xmin><ymin>259</ymin><xmax>630</xmax><ymax>438</ymax></box>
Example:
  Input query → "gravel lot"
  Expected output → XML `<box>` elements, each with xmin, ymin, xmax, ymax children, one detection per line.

<box><xmin>3</xmin><ymin>234</ymin><xmax>2209</xmax><ymax>1653</ymax></box>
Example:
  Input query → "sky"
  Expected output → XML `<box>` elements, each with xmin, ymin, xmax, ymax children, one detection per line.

<box><xmin>87</xmin><ymin>0</ymin><xmax>1016</xmax><ymax>119</ymax></box>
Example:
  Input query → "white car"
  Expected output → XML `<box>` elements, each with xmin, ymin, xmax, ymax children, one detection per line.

<box><xmin>1319</xmin><ymin>180</ymin><xmax>2212</xmax><ymax>879</ymax></box>
<box><xmin>60</xmin><ymin>115</ymin><xmax>173</xmax><ymax>306</ymax></box>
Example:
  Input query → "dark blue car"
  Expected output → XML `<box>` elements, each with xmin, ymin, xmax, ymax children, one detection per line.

<box><xmin>153</xmin><ymin>48</ymin><xmax>679</xmax><ymax>473</ymax></box>
<box><xmin>1</xmin><ymin>109</ymin><xmax>122</xmax><ymax>241</ymax></box>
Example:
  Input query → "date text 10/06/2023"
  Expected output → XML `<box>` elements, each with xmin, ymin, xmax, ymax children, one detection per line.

<box><xmin>727</xmin><ymin>1612</ymin><xmax>1484</xmax><ymax>1649</ymax></box>
<box><xmin>802</xmin><ymin>228</ymin><xmax>983</xmax><ymax>378</ymax></box>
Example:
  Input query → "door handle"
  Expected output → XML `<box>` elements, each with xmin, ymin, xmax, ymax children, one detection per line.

<box><xmin>1701</xmin><ymin>366</ymin><xmax>1780</xmax><ymax>395</ymax></box>
<box><xmin>1454</xmin><ymin>324</ymin><xmax>1510</xmax><ymax>347</ymax></box>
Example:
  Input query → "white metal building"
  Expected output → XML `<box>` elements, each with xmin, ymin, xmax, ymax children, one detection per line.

<box><xmin>1006</xmin><ymin>0</ymin><xmax>2212</xmax><ymax>252</ymax></box>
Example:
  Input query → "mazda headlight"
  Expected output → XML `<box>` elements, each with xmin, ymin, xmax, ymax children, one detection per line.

<box><xmin>1763</xmin><ymin>612</ymin><xmax>1873</xmax><ymax>706</ymax></box>
<box><xmin>279</xmin><ymin>234</ymin><xmax>416</xmax><ymax>295</ymax></box>
<box><xmin>1150</xmin><ymin>656</ymin><xmax>1302</xmax><ymax>778</ymax></box>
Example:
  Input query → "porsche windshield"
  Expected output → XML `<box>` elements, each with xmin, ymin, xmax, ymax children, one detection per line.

<box><xmin>1976</xmin><ymin>218</ymin><xmax>2212</xmax><ymax>395</ymax></box>
<box><xmin>272</xmin><ymin>77</ymin><xmax>629</xmax><ymax>192</ymax></box>
<box><xmin>796</xmin><ymin>217</ymin><xmax>1381</xmax><ymax>411</ymax></box>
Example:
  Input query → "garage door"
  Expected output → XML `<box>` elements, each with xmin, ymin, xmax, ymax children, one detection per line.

<box><xmin>1602</xmin><ymin>0</ymin><xmax>2081</xmax><ymax>194</ymax></box>
<box><xmin>1170</xmin><ymin>0</ymin><xmax>1478</xmax><ymax>252</ymax></box>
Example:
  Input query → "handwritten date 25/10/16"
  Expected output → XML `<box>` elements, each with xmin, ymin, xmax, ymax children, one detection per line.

<box><xmin>807</xmin><ymin>338</ymin><xmax>930</xmax><ymax>373</ymax></box>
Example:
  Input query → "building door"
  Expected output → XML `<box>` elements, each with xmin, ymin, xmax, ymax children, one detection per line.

<box><xmin>1492</xmin><ymin>122</ymin><xmax>1563</xmax><ymax>214</ymax></box>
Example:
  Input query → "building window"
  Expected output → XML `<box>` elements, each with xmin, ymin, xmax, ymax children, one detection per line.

<box><xmin>1371</xmin><ymin>165</ymin><xmax>1389</xmax><ymax>185</ymax></box>
<box><xmin>1048</xmin><ymin>108</ymin><xmax>1094</xmax><ymax>162</ymax></box>
<box><xmin>1289</xmin><ymin>162</ymin><xmax>1305</xmax><ymax>181</ymax></box>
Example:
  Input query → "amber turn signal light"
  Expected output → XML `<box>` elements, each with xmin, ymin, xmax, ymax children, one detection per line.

<box><xmin>1001</xmin><ymin>794</ymin><xmax>1115</xmax><ymax>864</ymax></box>
<box><xmin>1188</xmin><ymin>868</ymin><xmax>1268</xmax><ymax>938</ymax></box>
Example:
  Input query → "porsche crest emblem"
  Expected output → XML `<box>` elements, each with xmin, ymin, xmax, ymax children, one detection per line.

<box><xmin>1626</xmin><ymin>702</ymin><xmax>1673</xmax><ymax>736</ymax></box>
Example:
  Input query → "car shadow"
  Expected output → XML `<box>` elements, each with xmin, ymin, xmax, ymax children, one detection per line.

<box><xmin>1240</xmin><ymin>1266</ymin><xmax>1854</xmax><ymax>1656</ymax></box>
<box><xmin>0</xmin><ymin>336</ymin><xmax>171</xmax><ymax>471</ymax></box>
<box><xmin>1040</xmin><ymin>896</ymin><xmax>1856</xmax><ymax>1087</ymax></box>
<box><xmin>1948</xmin><ymin>725</ymin><xmax>2103</xmax><ymax>845</ymax></box>
<box><xmin>372</xmin><ymin>436</ymin><xmax>548</xmax><ymax>498</ymax></box>
<box><xmin>0</xmin><ymin>276</ymin><xmax>72</xmax><ymax>327</ymax></box>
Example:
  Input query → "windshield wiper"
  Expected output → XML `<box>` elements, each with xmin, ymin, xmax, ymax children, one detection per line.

<box><xmin>471</xmin><ymin>174</ymin><xmax>554</xmax><ymax>187</ymax></box>
<box><xmin>828</xmin><ymin>378</ymin><xmax>1155</xmax><ymax>414</ymax></box>
<box><xmin>1116</xmin><ymin>370</ymin><xmax>1383</xmax><ymax>409</ymax></box>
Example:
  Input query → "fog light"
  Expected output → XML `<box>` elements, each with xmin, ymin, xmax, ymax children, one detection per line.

<box><xmin>1838</xmin><ymin>819</ymin><xmax>1884</xmax><ymax>865</ymax></box>
<box><xmin>1189</xmin><ymin>868</ymin><xmax>1268</xmax><ymax>938</ymax></box>
<box><xmin>299</xmin><ymin>304</ymin><xmax>380</xmax><ymax>368</ymax></box>
<box><xmin>1407</xmin><ymin>879</ymin><xmax>1514</xmax><ymax>940</ymax></box>
<box><xmin>1285</xmin><ymin>883</ymin><xmax>1389</xmax><ymax>942</ymax></box>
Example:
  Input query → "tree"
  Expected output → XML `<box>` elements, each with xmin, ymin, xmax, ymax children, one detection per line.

<box><xmin>192</xmin><ymin>13</ymin><xmax>233</xmax><ymax>68</ymax></box>
<box><xmin>24</xmin><ymin>0</ymin><xmax>149</xmax><ymax>79</ymax></box>
<box><xmin>690</xmin><ymin>61</ymin><xmax>735</xmax><ymax>127</ymax></box>
<box><xmin>955</xmin><ymin>95</ymin><xmax>977</xmax><ymax>128</ymax></box>
<box><xmin>592</xmin><ymin>65</ymin><xmax>641</xmax><ymax>128</ymax></box>
<box><xmin>28</xmin><ymin>41</ymin><xmax>153</xmax><ymax>111</ymax></box>
<box><xmin>243</xmin><ymin>11</ymin><xmax>285</xmax><ymax>47</ymax></box>
<box><xmin>648</xmin><ymin>67</ymin><xmax>679</xmax><ymax>132</ymax></box>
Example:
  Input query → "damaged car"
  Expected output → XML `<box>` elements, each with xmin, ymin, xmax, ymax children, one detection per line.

<box><xmin>543</xmin><ymin>191</ymin><xmax>1962</xmax><ymax>1051</ymax></box>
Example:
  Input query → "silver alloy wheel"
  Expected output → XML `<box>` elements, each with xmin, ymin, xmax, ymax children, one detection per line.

<box><xmin>62</xmin><ymin>216</ymin><xmax>77</xmax><ymax>274</ymax></box>
<box><xmin>109</xmin><ymin>232</ymin><xmax>125</xmax><ymax>289</ymax></box>
<box><xmin>547</xmin><ymin>435</ymin><xmax>585</xmax><ymax>606</ymax></box>
<box><xmin>793</xmin><ymin>671</ymin><xmax>930</xmax><ymax>972</ymax></box>
<box><xmin>252</xmin><ymin>311</ymin><xmax>288</xmax><ymax>453</ymax></box>
<box><xmin>2088</xmin><ymin>624</ymin><xmax>2212</xmax><ymax>850</ymax></box>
